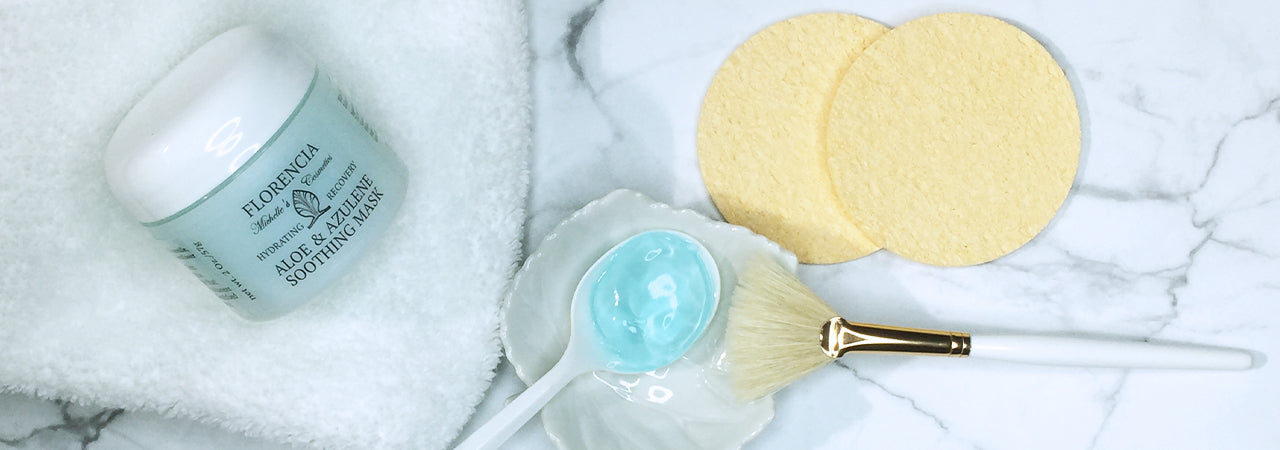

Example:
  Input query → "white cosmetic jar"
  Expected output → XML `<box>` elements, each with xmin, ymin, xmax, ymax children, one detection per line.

<box><xmin>105</xmin><ymin>25</ymin><xmax>408</xmax><ymax>321</ymax></box>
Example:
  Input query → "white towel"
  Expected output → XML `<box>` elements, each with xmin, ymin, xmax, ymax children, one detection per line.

<box><xmin>0</xmin><ymin>1</ymin><xmax>530</xmax><ymax>449</ymax></box>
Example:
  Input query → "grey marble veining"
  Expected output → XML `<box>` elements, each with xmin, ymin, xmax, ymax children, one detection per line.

<box><xmin>0</xmin><ymin>399</ymin><xmax>121</xmax><ymax>449</ymax></box>
<box><xmin>6</xmin><ymin>0</ymin><xmax>1279</xmax><ymax>448</ymax></box>
<box><xmin>0</xmin><ymin>393</ymin><xmax>288</xmax><ymax>449</ymax></box>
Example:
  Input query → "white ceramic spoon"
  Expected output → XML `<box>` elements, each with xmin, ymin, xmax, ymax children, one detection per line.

<box><xmin>455</xmin><ymin>230</ymin><xmax>721</xmax><ymax>450</ymax></box>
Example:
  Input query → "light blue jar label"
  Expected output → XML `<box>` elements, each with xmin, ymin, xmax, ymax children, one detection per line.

<box><xmin>147</xmin><ymin>71</ymin><xmax>407</xmax><ymax>320</ymax></box>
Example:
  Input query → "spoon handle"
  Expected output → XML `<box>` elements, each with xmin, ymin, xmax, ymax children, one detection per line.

<box><xmin>454</xmin><ymin>356</ymin><xmax>585</xmax><ymax>450</ymax></box>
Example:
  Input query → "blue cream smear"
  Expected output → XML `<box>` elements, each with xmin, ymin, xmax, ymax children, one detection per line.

<box><xmin>587</xmin><ymin>230</ymin><xmax>719</xmax><ymax>373</ymax></box>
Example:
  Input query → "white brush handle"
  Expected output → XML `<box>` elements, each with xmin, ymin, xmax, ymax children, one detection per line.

<box><xmin>969</xmin><ymin>335</ymin><xmax>1254</xmax><ymax>370</ymax></box>
<box><xmin>454</xmin><ymin>357</ymin><xmax>584</xmax><ymax>450</ymax></box>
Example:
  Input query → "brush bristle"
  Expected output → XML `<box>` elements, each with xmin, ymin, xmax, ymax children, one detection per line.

<box><xmin>726</xmin><ymin>256</ymin><xmax>838</xmax><ymax>401</ymax></box>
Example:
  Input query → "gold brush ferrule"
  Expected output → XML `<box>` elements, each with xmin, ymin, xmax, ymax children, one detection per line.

<box><xmin>819</xmin><ymin>317</ymin><xmax>971</xmax><ymax>359</ymax></box>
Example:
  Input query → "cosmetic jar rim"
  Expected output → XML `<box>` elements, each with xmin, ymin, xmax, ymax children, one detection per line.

<box><xmin>105</xmin><ymin>25</ymin><xmax>316</xmax><ymax>223</ymax></box>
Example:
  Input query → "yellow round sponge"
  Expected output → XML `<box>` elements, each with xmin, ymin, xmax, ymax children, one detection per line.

<box><xmin>698</xmin><ymin>13</ymin><xmax>887</xmax><ymax>264</ymax></box>
<box><xmin>827</xmin><ymin>13</ymin><xmax>1080</xmax><ymax>266</ymax></box>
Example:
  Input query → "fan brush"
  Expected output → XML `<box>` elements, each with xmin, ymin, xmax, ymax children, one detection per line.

<box><xmin>725</xmin><ymin>256</ymin><xmax>1256</xmax><ymax>401</ymax></box>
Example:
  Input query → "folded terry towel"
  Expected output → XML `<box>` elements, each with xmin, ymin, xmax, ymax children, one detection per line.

<box><xmin>0</xmin><ymin>1</ymin><xmax>530</xmax><ymax>449</ymax></box>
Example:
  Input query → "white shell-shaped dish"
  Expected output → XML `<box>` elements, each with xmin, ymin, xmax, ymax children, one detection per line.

<box><xmin>502</xmin><ymin>190</ymin><xmax>796</xmax><ymax>449</ymax></box>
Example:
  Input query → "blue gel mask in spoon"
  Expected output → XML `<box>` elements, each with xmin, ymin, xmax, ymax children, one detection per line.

<box><xmin>585</xmin><ymin>230</ymin><xmax>720</xmax><ymax>372</ymax></box>
<box><xmin>455</xmin><ymin>229</ymin><xmax>719</xmax><ymax>450</ymax></box>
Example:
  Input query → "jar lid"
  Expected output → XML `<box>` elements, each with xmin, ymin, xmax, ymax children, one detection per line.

<box><xmin>105</xmin><ymin>25</ymin><xmax>316</xmax><ymax>223</ymax></box>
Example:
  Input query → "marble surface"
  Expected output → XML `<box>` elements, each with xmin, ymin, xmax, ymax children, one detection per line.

<box><xmin>5</xmin><ymin>0</ymin><xmax>1280</xmax><ymax>448</ymax></box>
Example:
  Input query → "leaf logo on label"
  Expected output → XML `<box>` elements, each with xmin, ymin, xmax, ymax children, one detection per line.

<box><xmin>292</xmin><ymin>190</ymin><xmax>331</xmax><ymax>228</ymax></box>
